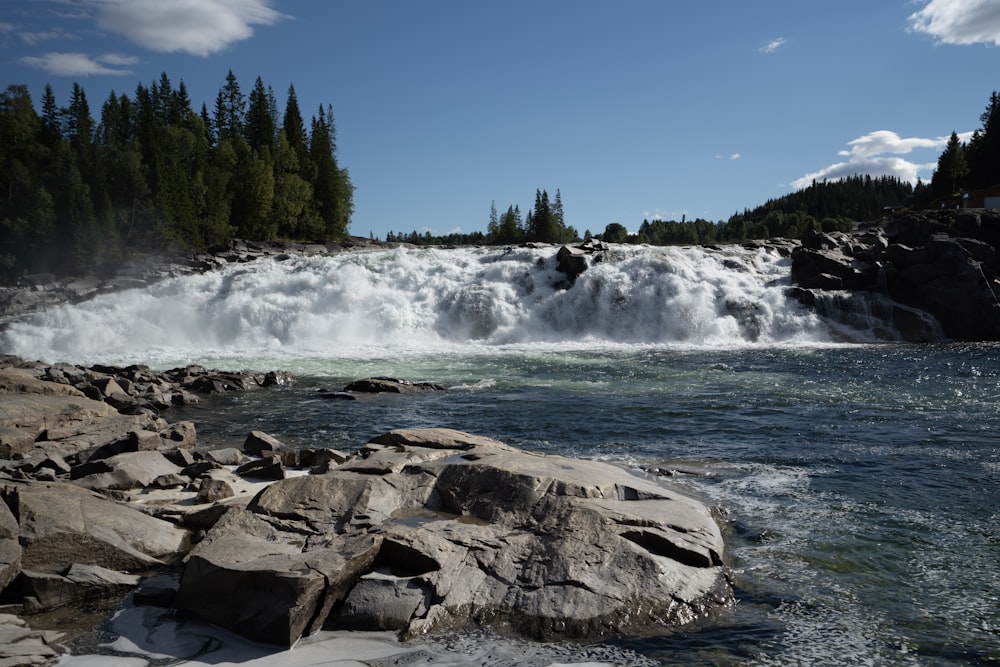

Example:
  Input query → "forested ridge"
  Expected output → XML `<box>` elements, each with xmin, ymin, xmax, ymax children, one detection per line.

<box><xmin>0</xmin><ymin>71</ymin><xmax>353</xmax><ymax>283</ymax></box>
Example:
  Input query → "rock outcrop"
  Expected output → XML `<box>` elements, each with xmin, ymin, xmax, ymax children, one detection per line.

<box><xmin>0</xmin><ymin>358</ymin><xmax>731</xmax><ymax>656</ymax></box>
<box><xmin>554</xmin><ymin>238</ymin><xmax>605</xmax><ymax>287</ymax></box>
<box><xmin>789</xmin><ymin>209</ymin><xmax>1000</xmax><ymax>341</ymax></box>
<box><xmin>176</xmin><ymin>427</ymin><xmax>731</xmax><ymax>647</ymax></box>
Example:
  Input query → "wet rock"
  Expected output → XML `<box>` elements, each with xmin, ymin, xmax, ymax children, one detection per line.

<box><xmin>555</xmin><ymin>245</ymin><xmax>589</xmax><ymax>285</ymax></box>
<box><xmin>21</xmin><ymin>564</ymin><xmax>139</xmax><ymax>610</ymax></box>
<box><xmin>343</xmin><ymin>378</ymin><xmax>447</xmax><ymax>394</ymax></box>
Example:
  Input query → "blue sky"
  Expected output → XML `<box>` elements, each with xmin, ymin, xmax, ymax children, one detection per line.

<box><xmin>3</xmin><ymin>1</ymin><xmax>999</xmax><ymax>240</ymax></box>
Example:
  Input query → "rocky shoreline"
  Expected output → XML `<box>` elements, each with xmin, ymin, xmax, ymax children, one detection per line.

<box><xmin>0</xmin><ymin>356</ymin><xmax>732</xmax><ymax>664</ymax></box>
<box><xmin>787</xmin><ymin>208</ymin><xmax>1000</xmax><ymax>341</ymax></box>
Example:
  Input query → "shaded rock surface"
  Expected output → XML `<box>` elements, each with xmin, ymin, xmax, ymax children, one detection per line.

<box><xmin>177</xmin><ymin>427</ymin><xmax>731</xmax><ymax>647</ymax></box>
<box><xmin>789</xmin><ymin>209</ymin><xmax>1000</xmax><ymax>341</ymax></box>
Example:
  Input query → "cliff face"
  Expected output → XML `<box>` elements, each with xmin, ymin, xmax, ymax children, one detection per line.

<box><xmin>789</xmin><ymin>209</ymin><xmax>1000</xmax><ymax>342</ymax></box>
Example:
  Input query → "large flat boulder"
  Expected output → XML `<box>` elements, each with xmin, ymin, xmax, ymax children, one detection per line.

<box><xmin>177</xmin><ymin>428</ymin><xmax>731</xmax><ymax>646</ymax></box>
<box><xmin>0</xmin><ymin>394</ymin><xmax>118</xmax><ymax>434</ymax></box>
<box><xmin>70</xmin><ymin>451</ymin><xmax>182</xmax><ymax>491</ymax></box>
<box><xmin>6</xmin><ymin>480</ymin><xmax>187</xmax><ymax>575</ymax></box>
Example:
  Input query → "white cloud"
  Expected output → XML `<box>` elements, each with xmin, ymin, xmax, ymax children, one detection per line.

<box><xmin>98</xmin><ymin>52</ymin><xmax>139</xmax><ymax>66</ymax></box>
<box><xmin>715</xmin><ymin>152</ymin><xmax>742</xmax><ymax>160</ymax></box>
<box><xmin>909</xmin><ymin>0</ymin><xmax>1000</xmax><ymax>46</ymax></box>
<box><xmin>19</xmin><ymin>30</ymin><xmax>67</xmax><ymax>46</ymax></box>
<box><xmin>760</xmin><ymin>37</ymin><xmax>786</xmax><ymax>53</ymax></box>
<box><xmin>94</xmin><ymin>0</ymin><xmax>286</xmax><ymax>57</ymax></box>
<box><xmin>18</xmin><ymin>51</ymin><xmax>135</xmax><ymax>76</ymax></box>
<box><xmin>792</xmin><ymin>130</ymin><xmax>974</xmax><ymax>189</ymax></box>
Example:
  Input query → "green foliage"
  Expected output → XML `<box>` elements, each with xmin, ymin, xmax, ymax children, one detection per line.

<box><xmin>0</xmin><ymin>73</ymin><xmax>354</xmax><ymax>283</ymax></box>
<box><xmin>924</xmin><ymin>90</ymin><xmax>1000</xmax><ymax>204</ymax></box>
<box><xmin>931</xmin><ymin>132</ymin><xmax>970</xmax><ymax>198</ymax></box>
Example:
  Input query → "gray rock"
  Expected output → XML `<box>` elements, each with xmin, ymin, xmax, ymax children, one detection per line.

<box><xmin>176</xmin><ymin>508</ymin><xmax>381</xmax><ymax>647</ymax></box>
<box><xmin>149</xmin><ymin>473</ymin><xmax>189</xmax><ymax>489</ymax></box>
<box><xmin>71</xmin><ymin>451</ymin><xmax>181</xmax><ymax>491</ymax></box>
<box><xmin>161</xmin><ymin>420</ymin><xmax>196</xmax><ymax>449</ymax></box>
<box><xmin>179</xmin><ymin>428</ymin><xmax>730</xmax><ymax>646</ymax></box>
<box><xmin>0</xmin><ymin>427</ymin><xmax>36</xmax><ymax>460</ymax></box>
<box><xmin>0</xmin><ymin>394</ymin><xmax>118</xmax><ymax>435</ymax></box>
<box><xmin>243</xmin><ymin>430</ymin><xmax>286</xmax><ymax>456</ymax></box>
<box><xmin>204</xmin><ymin>447</ymin><xmax>248</xmax><ymax>466</ymax></box>
<box><xmin>196</xmin><ymin>478</ymin><xmax>234</xmax><ymax>504</ymax></box>
<box><xmin>87</xmin><ymin>428</ymin><xmax>161</xmax><ymax>461</ymax></box>
<box><xmin>235</xmin><ymin>455</ymin><xmax>285</xmax><ymax>480</ymax></box>
<box><xmin>343</xmin><ymin>378</ymin><xmax>446</xmax><ymax>394</ymax></box>
<box><xmin>8</xmin><ymin>480</ymin><xmax>187</xmax><ymax>574</ymax></box>
<box><xmin>0</xmin><ymin>613</ymin><xmax>63</xmax><ymax>663</ymax></box>
<box><xmin>0</xmin><ymin>502</ymin><xmax>21</xmax><ymax>593</ymax></box>
<box><xmin>181</xmin><ymin>461</ymin><xmax>223</xmax><ymax>478</ymax></box>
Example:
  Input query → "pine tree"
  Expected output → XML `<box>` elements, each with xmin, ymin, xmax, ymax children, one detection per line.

<box><xmin>309</xmin><ymin>105</ymin><xmax>352</xmax><ymax>238</ymax></box>
<box><xmin>282</xmin><ymin>84</ymin><xmax>307</xmax><ymax>158</ymax></box>
<box><xmin>246</xmin><ymin>76</ymin><xmax>276</xmax><ymax>154</ymax></box>
<box><xmin>214</xmin><ymin>70</ymin><xmax>245</xmax><ymax>142</ymax></box>
<box><xmin>931</xmin><ymin>132</ymin><xmax>969</xmax><ymax>198</ymax></box>
<box><xmin>487</xmin><ymin>200</ymin><xmax>499</xmax><ymax>238</ymax></box>
<box><xmin>966</xmin><ymin>91</ymin><xmax>1000</xmax><ymax>188</ymax></box>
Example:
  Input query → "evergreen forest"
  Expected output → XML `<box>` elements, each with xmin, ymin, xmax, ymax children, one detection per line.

<box><xmin>0</xmin><ymin>72</ymin><xmax>353</xmax><ymax>282</ymax></box>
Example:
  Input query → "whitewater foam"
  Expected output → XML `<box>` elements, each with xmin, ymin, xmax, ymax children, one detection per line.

<box><xmin>1</xmin><ymin>245</ymin><xmax>831</xmax><ymax>366</ymax></box>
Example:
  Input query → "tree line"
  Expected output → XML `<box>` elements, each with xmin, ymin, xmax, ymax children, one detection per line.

<box><xmin>384</xmin><ymin>176</ymin><xmax>917</xmax><ymax>249</ymax></box>
<box><xmin>0</xmin><ymin>71</ymin><xmax>353</xmax><ymax>282</ymax></box>
<box><xmin>593</xmin><ymin>174</ymin><xmax>912</xmax><ymax>246</ymax></box>
<box><xmin>385</xmin><ymin>188</ymin><xmax>578</xmax><ymax>246</ymax></box>
<box><xmin>927</xmin><ymin>90</ymin><xmax>1000</xmax><ymax>200</ymax></box>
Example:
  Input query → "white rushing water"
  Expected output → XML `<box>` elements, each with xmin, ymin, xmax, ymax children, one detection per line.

<box><xmin>2</xmin><ymin>244</ymin><xmax>832</xmax><ymax>366</ymax></box>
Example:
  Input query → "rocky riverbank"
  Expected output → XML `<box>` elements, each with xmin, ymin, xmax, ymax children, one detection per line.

<box><xmin>0</xmin><ymin>356</ymin><xmax>732</xmax><ymax>663</ymax></box>
<box><xmin>787</xmin><ymin>208</ymin><xmax>1000</xmax><ymax>341</ymax></box>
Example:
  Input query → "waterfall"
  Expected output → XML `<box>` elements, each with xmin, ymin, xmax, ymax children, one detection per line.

<box><xmin>0</xmin><ymin>244</ymin><xmax>833</xmax><ymax>365</ymax></box>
